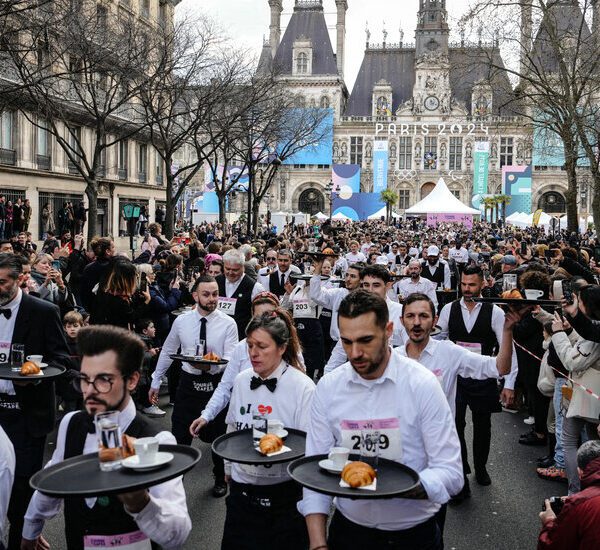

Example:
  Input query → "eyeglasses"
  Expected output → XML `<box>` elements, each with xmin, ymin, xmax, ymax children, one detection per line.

<box><xmin>72</xmin><ymin>373</ymin><xmax>125</xmax><ymax>394</ymax></box>
<box><xmin>266</xmin><ymin>257</ymin><xmax>277</xmax><ymax>261</ymax></box>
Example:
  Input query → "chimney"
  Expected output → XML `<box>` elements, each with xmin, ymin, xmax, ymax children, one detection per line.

<box><xmin>268</xmin><ymin>0</ymin><xmax>283</xmax><ymax>58</ymax></box>
<box><xmin>520</xmin><ymin>1</ymin><xmax>532</xmax><ymax>82</ymax></box>
<box><xmin>335</xmin><ymin>0</ymin><xmax>348</xmax><ymax>76</ymax></box>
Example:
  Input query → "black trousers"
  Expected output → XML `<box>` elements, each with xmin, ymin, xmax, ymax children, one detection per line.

<box><xmin>167</xmin><ymin>360</ymin><xmax>181</xmax><ymax>403</ymax></box>
<box><xmin>221</xmin><ymin>481</ymin><xmax>308</xmax><ymax>550</ymax></box>
<box><xmin>455</xmin><ymin>398</ymin><xmax>492</xmax><ymax>475</ymax></box>
<box><xmin>171</xmin><ymin>371</ymin><xmax>226</xmax><ymax>481</ymax></box>
<box><xmin>0</xmin><ymin>405</ymin><xmax>46</xmax><ymax>550</ymax></box>
<box><xmin>296</xmin><ymin>318</ymin><xmax>325</xmax><ymax>380</ymax></box>
<box><xmin>328</xmin><ymin>510</ymin><xmax>441</xmax><ymax>550</ymax></box>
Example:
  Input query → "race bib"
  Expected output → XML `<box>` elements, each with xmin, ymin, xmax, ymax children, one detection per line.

<box><xmin>0</xmin><ymin>341</ymin><xmax>10</xmax><ymax>364</ymax></box>
<box><xmin>456</xmin><ymin>341</ymin><xmax>482</xmax><ymax>355</ymax></box>
<box><xmin>340</xmin><ymin>418</ymin><xmax>402</xmax><ymax>461</ymax></box>
<box><xmin>84</xmin><ymin>531</ymin><xmax>151</xmax><ymax>550</ymax></box>
<box><xmin>218</xmin><ymin>297</ymin><xmax>237</xmax><ymax>316</ymax></box>
<box><xmin>293</xmin><ymin>299</ymin><xmax>317</xmax><ymax>319</ymax></box>
<box><xmin>432</xmin><ymin>368</ymin><xmax>445</xmax><ymax>387</ymax></box>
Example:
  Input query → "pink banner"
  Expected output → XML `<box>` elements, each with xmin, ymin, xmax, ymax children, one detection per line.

<box><xmin>426</xmin><ymin>213</ymin><xmax>473</xmax><ymax>228</ymax></box>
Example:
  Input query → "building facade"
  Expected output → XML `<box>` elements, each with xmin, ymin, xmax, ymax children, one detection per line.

<box><xmin>257</xmin><ymin>0</ymin><xmax>590</xmax><ymax>219</ymax></box>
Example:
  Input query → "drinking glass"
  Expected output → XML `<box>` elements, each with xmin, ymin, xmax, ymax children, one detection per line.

<box><xmin>360</xmin><ymin>429</ymin><xmax>380</xmax><ymax>470</ymax></box>
<box><xmin>195</xmin><ymin>340</ymin><xmax>206</xmax><ymax>357</ymax></box>
<box><xmin>252</xmin><ymin>413</ymin><xmax>268</xmax><ymax>449</ymax></box>
<box><xmin>11</xmin><ymin>344</ymin><xmax>25</xmax><ymax>372</ymax></box>
<box><xmin>96</xmin><ymin>410</ymin><xmax>123</xmax><ymax>471</ymax></box>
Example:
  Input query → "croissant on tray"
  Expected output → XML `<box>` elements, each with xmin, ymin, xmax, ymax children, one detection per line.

<box><xmin>121</xmin><ymin>434</ymin><xmax>136</xmax><ymax>458</ymax></box>
<box><xmin>20</xmin><ymin>361</ymin><xmax>41</xmax><ymax>376</ymax></box>
<box><xmin>203</xmin><ymin>351</ymin><xmax>220</xmax><ymax>361</ymax></box>
<box><xmin>259</xmin><ymin>433</ymin><xmax>283</xmax><ymax>455</ymax></box>
<box><xmin>341</xmin><ymin>461</ymin><xmax>377</xmax><ymax>488</ymax></box>
<box><xmin>501</xmin><ymin>289</ymin><xmax>523</xmax><ymax>300</ymax></box>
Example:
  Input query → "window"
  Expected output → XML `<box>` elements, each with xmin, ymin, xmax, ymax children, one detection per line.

<box><xmin>451</xmin><ymin>190</ymin><xmax>461</xmax><ymax>200</ymax></box>
<box><xmin>67</xmin><ymin>126</ymin><xmax>82</xmax><ymax>173</ymax></box>
<box><xmin>155</xmin><ymin>149</ymin><xmax>163</xmax><ymax>183</ymax></box>
<box><xmin>36</xmin><ymin>36</ymin><xmax>49</xmax><ymax>71</ymax></box>
<box><xmin>96</xmin><ymin>5</ymin><xmax>108</xmax><ymax>34</ymax></box>
<box><xmin>320</xmin><ymin>96</ymin><xmax>330</xmax><ymax>109</ymax></box>
<box><xmin>118</xmin><ymin>140</ymin><xmax>128</xmax><ymax>179</ymax></box>
<box><xmin>296</xmin><ymin>52</ymin><xmax>308</xmax><ymax>74</ymax></box>
<box><xmin>398</xmin><ymin>189</ymin><xmax>410</xmax><ymax>210</ymax></box>
<box><xmin>350</xmin><ymin>137</ymin><xmax>363</xmax><ymax>165</ymax></box>
<box><xmin>398</xmin><ymin>137</ymin><xmax>412</xmax><ymax>169</ymax></box>
<box><xmin>158</xmin><ymin>2</ymin><xmax>167</xmax><ymax>28</ymax></box>
<box><xmin>138</xmin><ymin>143</ymin><xmax>147</xmax><ymax>181</ymax></box>
<box><xmin>37</xmin><ymin>119</ymin><xmax>49</xmax><ymax>156</ymax></box>
<box><xmin>424</xmin><ymin>136</ymin><xmax>437</xmax><ymax>170</ymax></box>
<box><xmin>1</xmin><ymin>111</ymin><xmax>13</xmax><ymax>149</ymax></box>
<box><xmin>500</xmin><ymin>137</ymin><xmax>513</xmax><ymax>167</ymax></box>
<box><xmin>141</xmin><ymin>0</ymin><xmax>150</xmax><ymax>19</ymax></box>
<box><xmin>449</xmin><ymin>137</ymin><xmax>462</xmax><ymax>170</ymax></box>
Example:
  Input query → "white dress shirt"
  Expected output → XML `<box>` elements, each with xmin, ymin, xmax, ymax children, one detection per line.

<box><xmin>449</xmin><ymin>246</ymin><xmax>469</xmax><ymax>264</ymax></box>
<box><xmin>0</xmin><ymin>424</ymin><xmax>15</xmax><ymax>543</ymax></box>
<box><xmin>421</xmin><ymin>260</ymin><xmax>451</xmax><ymax>289</ymax></box>
<box><xmin>437</xmin><ymin>298</ymin><xmax>518</xmax><ymax>390</ymax></box>
<box><xmin>224</xmin><ymin>276</ymin><xmax>264</xmax><ymax>301</ymax></box>
<box><xmin>308</xmin><ymin>276</ymin><xmax>349</xmax><ymax>341</ymax></box>
<box><xmin>298</xmin><ymin>352</ymin><xmax>463</xmax><ymax>530</ymax></box>
<box><xmin>258</xmin><ymin>266</ymin><xmax>301</xmax><ymax>292</ymax></box>
<box><xmin>226</xmin><ymin>362</ymin><xmax>315</xmax><ymax>485</ymax></box>
<box><xmin>282</xmin><ymin>284</ymin><xmax>321</xmax><ymax>320</ymax></box>
<box><xmin>396</xmin><ymin>340</ymin><xmax>501</xmax><ymax>416</ymax></box>
<box><xmin>394</xmin><ymin>277</ymin><xmax>438</xmax><ymax>308</ymax></box>
<box><xmin>23</xmin><ymin>399</ymin><xmax>191</xmax><ymax>548</ymax></box>
<box><xmin>151</xmin><ymin>308</ymin><xmax>239</xmax><ymax>389</ymax></box>
<box><xmin>360</xmin><ymin>242</ymin><xmax>373</xmax><ymax>256</ymax></box>
<box><xmin>345</xmin><ymin>251</ymin><xmax>366</xmax><ymax>263</ymax></box>
<box><xmin>0</xmin><ymin>288</ymin><xmax>23</xmax><ymax>396</ymax></box>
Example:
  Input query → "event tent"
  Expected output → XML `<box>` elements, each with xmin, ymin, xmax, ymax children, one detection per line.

<box><xmin>405</xmin><ymin>178</ymin><xmax>481</xmax><ymax>215</ymax></box>
<box><xmin>367</xmin><ymin>207</ymin><xmax>401</xmax><ymax>220</ymax></box>
<box><xmin>314</xmin><ymin>212</ymin><xmax>329</xmax><ymax>221</ymax></box>
<box><xmin>332</xmin><ymin>212</ymin><xmax>351</xmax><ymax>221</ymax></box>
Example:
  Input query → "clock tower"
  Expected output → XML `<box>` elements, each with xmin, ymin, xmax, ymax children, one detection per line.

<box><xmin>415</xmin><ymin>0</ymin><xmax>449</xmax><ymax>58</ymax></box>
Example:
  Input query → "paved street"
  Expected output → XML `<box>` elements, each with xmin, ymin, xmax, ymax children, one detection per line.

<box><xmin>37</xmin><ymin>401</ymin><xmax>564</xmax><ymax>550</ymax></box>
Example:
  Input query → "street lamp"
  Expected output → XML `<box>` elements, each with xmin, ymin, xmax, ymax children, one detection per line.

<box><xmin>325</xmin><ymin>179</ymin><xmax>334</xmax><ymax>218</ymax></box>
<box><xmin>265</xmin><ymin>191</ymin><xmax>272</xmax><ymax>225</ymax></box>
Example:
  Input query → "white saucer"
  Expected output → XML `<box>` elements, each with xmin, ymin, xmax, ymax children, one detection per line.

<box><xmin>269</xmin><ymin>429</ymin><xmax>288</xmax><ymax>439</ymax></box>
<box><xmin>318</xmin><ymin>459</ymin><xmax>351</xmax><ymax>474</ymax></box>
<box><xmin>37</xmin><ymin>363</ymin><xmax>48</xmax><ymax>369</ymax></box>
<box><xmin>121</xmin><ymin>452</ymin><xmax>174</xmax><ymax>471</ymax></box>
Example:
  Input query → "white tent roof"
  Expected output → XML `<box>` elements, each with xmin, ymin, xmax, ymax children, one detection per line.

<box><xmin>505</xmin><ymin>211</ymin><xmax>524</xmax><ymax>222</ymax></box>
<box><xmin>314</xmin><ymin>212</ymin><xmax>328</xmax><ymax>220</ymax></box>
<box><xmin>405</xmin><ymin>178</ymin><xmax>480</xmax><ymax>215</ymax></box>
<box><xmin>332</xmin><ymin>212</ymin><xmax>351</xmax><ymax>221</ymax></box>
<box><xmin>367</xmin><ymin>207</ymin><xmax>400</xmax><ymax>220</ymax></box>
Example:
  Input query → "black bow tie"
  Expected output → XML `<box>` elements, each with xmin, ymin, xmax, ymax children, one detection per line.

<box><xmin>250</xmin><ymin>376</ymin><xmax>278</xmax><ymax>392</ymax></box>
<box><xmin>0</xmin><ymin>309</ymin><xmax>11</xmax><ymax>320</ymax></box>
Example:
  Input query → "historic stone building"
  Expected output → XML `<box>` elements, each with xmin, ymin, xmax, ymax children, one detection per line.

<box><xmin>258</xmin><ymin>0</ymin><xmax>588</xmax><ymax>218</ymax></box>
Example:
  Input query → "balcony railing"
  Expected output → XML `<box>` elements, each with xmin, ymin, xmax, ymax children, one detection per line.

<box><xmin>68</xmin><ymin>160</ymin><xmax>80</xmax><ymax>174</ymax></box>
<box><xmin>0</xmin><ymin>148</ymin><xmax>16</xmax><ymax>165</ymax></box>
<box><xmin>36</xmin><ymin>154</ymin><xmax>51</xmax><ymax>170</ymax></box>
<box><xmin>138</xmin><ymin>171</ymin><xmax>146</xmax><ymax>183</ymax></box>
<box><xmin>118</xmin><ymin>168</ymin><xmax>127</xmax><ymax>180</ymax></box>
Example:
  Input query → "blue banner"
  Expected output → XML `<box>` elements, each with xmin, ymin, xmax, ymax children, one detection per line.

<box><xmin>282</xmin><ymin>109</ymin><xmax>334</xmax><ymax>165</ymax></box>
<box><xmin>373</xmin><ymin>140</ymin><xmax>388</xmax><ymax>193</ymax></box>
<box><xmin>503</xmin><ymin>165</ymin><xmax>532</xmax><ymax>216</ymax></box>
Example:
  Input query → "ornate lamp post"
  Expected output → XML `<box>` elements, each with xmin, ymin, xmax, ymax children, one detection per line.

<box><xmin>325</xmin><ymin>179</ymin><xmax>334</xmax><ymax>218</ymax></box>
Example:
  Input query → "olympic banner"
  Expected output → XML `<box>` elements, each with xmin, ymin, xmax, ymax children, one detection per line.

<box><xmin>373</xmin><ymin>140</ymin><xmax>389</xmax><ymax>193</ymax></box>
<box><xmin>473</xmin><ymin>142</ymin><xmax>490</xmax><ymax>197</ymax></box>
<box><xmin>427</xmin><ymin>213</ymin><xmax>473</xmax><ymax>229</ymax></box>
<box><xmin>332</xmin><ymin>164</ymin><xmax>360</xmax><ymax>194</ymax></box>
<box><xmin>503</xmin><ymin>165</ymin><xmax>533</xmax><ymax>216</ymax></box>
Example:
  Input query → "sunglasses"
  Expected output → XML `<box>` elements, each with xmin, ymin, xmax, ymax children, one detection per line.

<box><xmin>266</xmin><ymin>257</ymin><xmax>277</xmax><ymax>261</ymax></box>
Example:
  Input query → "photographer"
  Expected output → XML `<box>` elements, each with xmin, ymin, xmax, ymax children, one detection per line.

<box><xmin>538</xmin><ymin>440</ymin><xmax>600</xmax><ymax>549</ymax></box>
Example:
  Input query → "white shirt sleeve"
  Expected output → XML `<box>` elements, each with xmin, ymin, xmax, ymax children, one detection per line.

<box><xmin>251</xmin><ymin>281</ymin><xmax>266</xmax><ymax>300</ymax></box>
<box><xmin>0</xmin><ymin>427</ymin><xmax>14</xmax><ymax>544</ymax></box>
<box><xmin>437</xmin><ymin>303</ymin><xmax>451</xmax><ymax>338</ymax></box>
<box><xmin>323</xmin><ymin>340</ymin><xmax>347</xmax><ymax>375</ymax></box>
<box><xmin>491</xmin><ymin>306</ymin><xmax>518</xmax><ymax>390</ymax></box>
<box><xmin>454</xmin><ymin>344</ymin><xmax>501</xmax><ymax>380</ymax></box>
<box><xmin>309</xmin><ymin>275</ymin><xmax>337</xmax><ymax>309</ymax></box>
<box><xmin>443</xmin><ymin>262</ymin><xmax>451</xmax><ymax>289</ymax></box>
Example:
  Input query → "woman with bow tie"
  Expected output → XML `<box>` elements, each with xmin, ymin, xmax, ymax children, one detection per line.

<box><xmin>221</xmin><ymin>309</ymin><xmax>315</xmax><ymax>550</ymax></box>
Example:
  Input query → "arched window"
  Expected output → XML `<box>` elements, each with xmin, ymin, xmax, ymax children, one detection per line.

<box><xmin>420</xmin><ymin>182</ymin><xmax>436</xmax><ymax>199</ymax></box>
<box><xmin>320</xmin><ymin>95</ymin><xmax>330</xmax><ymax>109</ymax></box>
<box><xmin>296</xmin><ymin>52</ymin><xmax>308</xmax><ymax>74</ymax></box>
<box><xmin>298</xmin><ymin>188</ymin><xmax>325</xmax><ymax>215</ymax></box>
<box><xmin>538</xmin><ymin>191</ymin><xmax>566</xmax><ymax>214</ymax></box>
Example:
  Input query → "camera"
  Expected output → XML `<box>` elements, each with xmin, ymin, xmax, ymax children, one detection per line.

<box><xmin>543</xmin><ymin>496</ymin><xmax>565</xmax><ymax>515</ymax></box>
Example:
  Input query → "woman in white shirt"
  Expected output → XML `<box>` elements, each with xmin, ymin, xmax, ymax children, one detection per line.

<box><xmin>220</xmin><ymin>309</ymin><xmax>315</xmax><ymax>550</ymax></box>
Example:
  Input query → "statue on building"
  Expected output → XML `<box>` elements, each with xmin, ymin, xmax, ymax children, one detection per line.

<box><xmin>465</xmin><ymin>141</ymin><xmax>473</xmax><ymax>159</ymax></box>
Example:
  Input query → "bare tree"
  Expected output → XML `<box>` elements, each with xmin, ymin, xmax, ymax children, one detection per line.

<box><xmin>461</xmin><ymin>0</ymin><xmax>599</xmax><ymax>231</ymax></box>
<box><xmin>0</xmin><ymin>0</ymin><xmax>165</xmax><ymax>239</ymax></box>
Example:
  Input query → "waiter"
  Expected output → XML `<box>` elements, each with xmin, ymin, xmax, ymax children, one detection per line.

<box><xmin>22</xmin><ymin>325</ymin><xmax>191</xmax><ymax>549</ymax></box>
<box><xmin>150</xmin><ymin>275</ymin><xmax>238</xmax><ymax>498</ymax></box>
<box><xmin>395</xmin><ymin>260</ymin><xmax>438</xmax><ymax>308</ymax></box>
<box><xmin>259</xmin><ymin>249</ymin><xmax>300</xmax><ymax>299</ymax></box>
<box><xmin>299</xmin><ymin>291</ymin><xmax>463</xmax><ymax>549</ymax></box>
<box><xmin>437</xmin><ymin>265</ymin><xmax>518</xmax><ymax>502</ymax></box>
<box><xmin>0</xmin><ymin>253</ymin><xmax>70</xmax><ymax>550</ymax></box>
<box><xmin>216</xmin><ymin>249</ymin><xmax>264</xmax><ymax>339</ymax></box>
<box><xmin>420</xmin><ymin>246</ymin><xmax>451</xmax><ymax>290</ymax></box>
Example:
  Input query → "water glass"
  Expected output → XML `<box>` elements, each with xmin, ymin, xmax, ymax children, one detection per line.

<box><xmin>11</xmin><ymin>344</ymin><xmax>24</xmax><ymax>372</ymax></box>
<box><xmin>195</xmin><ymin>340</ymin><xmax>206</xmax><ymax>357</ymax></box>
<box><xmin>252</xmin><ymin>413</ymin><xmax>268</xmax><ymax>449</ymax></box>
<box><xmin>96</xmin><ymin>410</ymin><xmax>123</xmax><ymax>471</ymax></box>
<box><xmin>360</xmin><ymin>429</ymin><xmax>380</xmax><ymax>470</ymax></box>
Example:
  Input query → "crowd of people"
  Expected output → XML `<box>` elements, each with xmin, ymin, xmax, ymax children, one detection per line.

<box><xmin>0</xmin><ymin>215</ymin><xmax>599</xmax><ymax>549</ymax></box>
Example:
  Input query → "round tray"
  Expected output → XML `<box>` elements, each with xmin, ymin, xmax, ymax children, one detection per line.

<box><xmin>289</xmin><ymin>274</ymin><xmax>329</xmax><ymax>282</ymax></box>
<box><xmin>0</xmin><ymin>364</ymin><xmax>65</xmax><ymax>381</ymax></box>
<box><xmin>30</xmin><ymin>444</ymin><xmax>201</xmax><ymax>498</ymax></box>
<box><xmin>299</xmin><ymin>252</ymin><xmax>338</xmax><ymax>259</ymax></box>
<box><xmin>473</xmin><ymin>297</ymin><xmax>560</xmax><ymax>307</ymax></box>
<box><xmin>287</xmin><ymin>454</ymin><xmax>420</xmax><ymax>500</ymax></box>
<box><xmin>212</xmin><ymin>428</ymin><xmax>306</xmax><ymax>465</ymax></box>
<box><xmin>169</xmin><ymin>355</ymin><xmax>228</xmax><ymax>366</ymax></box>
<box><xmin>430</xmin><ymin>326</ymin><xmax>442</xmax><ymax>337</ymax></box>
<box><xmin>172</xmin><ymin>307</ymin><xmax>194</xmax><ymax>316</ymax></box>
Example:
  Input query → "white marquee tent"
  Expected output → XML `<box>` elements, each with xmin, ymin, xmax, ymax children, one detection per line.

<box><xmin>332</xmin><ymin>212</ymin><xmax>351</xmax><ymax>221</ymax></box>
<box><xmin>405</xmin><ymin>178</ymin><xmax>481</xmax><ymax>215</ymax></box>
<box><xmin>367</xmin><ymin>207</ymin><xmax>401</xmax><ymax>220</ymax></box>
<box><xmin>313</xmin><ymin>212</ymin><xmax>329</xmax><ymax>221</ymax></box>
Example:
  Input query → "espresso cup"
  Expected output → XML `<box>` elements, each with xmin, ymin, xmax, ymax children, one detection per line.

<box><xmin>328</xmin><ymin>446</ymin><xmax>350</xmax><ymax>468</ymax></box>
<box><xmin>133</xmin><ymin>437</ymin><xmax>159</xmax><ymax>465</ymax></box>
<box><xmin>524</xmin><ymin>289</ymin><xmax>544</xmax><ymax>300</ymax></box>
<box><xmin>26</xmin><ymin>355</ymin><xmax>43</xmax><ymax>365</ymax></box>
<box><xmin>268</xmin><ymin>419</ymin><xmax>284</xmax><ymax>434</ymax></box>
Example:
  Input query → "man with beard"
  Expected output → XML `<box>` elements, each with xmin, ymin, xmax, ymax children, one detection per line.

<box><xmin>420</xmin><ymin>246</ymin><xmax>451</xmax><ymax>290</ymax></box>
<box><xmin>299</xmin><ymin>290</ymin><xmax>463</xmax><ymax>550</ymax></box>
<box><xmin>150</xmin><ymin>275</ymin><xmax>238</xmax><ymax>498</ymax></box>
<box><xmin>22</xmin><ymin>326</ymin><xmax>191</xmax><ymax>549</ymax></box>
<box><xmin>437</xmin><ymin>265</ymin><xmax>519</xmax><ymax>501</ymax></box>
<box><xmin>395</xmin><ymin>259</ymin><xmax>438</xmax><ymax>308</ymax></box>
<box><xmin>398</xmin><ymin>293</ymin><xmax>523</xmax><ymax>532</ymax></box>
<box><xmin>0</xmin><ymin>254</ymin><xmax>70</xmax><ymax>550</ymax></box>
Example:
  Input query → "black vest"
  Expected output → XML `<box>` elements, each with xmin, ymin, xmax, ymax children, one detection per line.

<box><xmin>217</xmin><ymin>274</ymin><xmax>254</xmax><ymax>340</ymax></box>
<box><xmin>448</xmin><ymin>300</ymin><xmax>501</xmax><ymax>408</ymax></box>
<box><xmin>269</xmin><ymin>271</ymin><xmax>287</xmax><ymax>298</ymax></box>
<box><xmin>420</xmin><ymin>261</ymin><xmax>445</xmax><ymax>285</ymax></box>
<box><xmin>63</xmin><ymin>411</ymin><xmax>160</xmax><ymax>550</ymax></box>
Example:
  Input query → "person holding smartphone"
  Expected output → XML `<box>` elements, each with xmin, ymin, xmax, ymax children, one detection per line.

<box><xmin>30</xmin><ymin>253</ymin><xmax>74</xmax><ymax>314</ymax></box>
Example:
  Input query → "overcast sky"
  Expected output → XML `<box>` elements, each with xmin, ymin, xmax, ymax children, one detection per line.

<box><xmin>181</xmin><ymin>0</ymin><xmax>474</xmax><ymax>91</ymax></box>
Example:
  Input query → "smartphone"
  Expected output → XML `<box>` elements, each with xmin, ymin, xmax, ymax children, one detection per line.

<box><xmin>140</xmin><ymin>272</ymin><xmax>148</xmax><ymax>293</ymax></box>
<box><xmin>521</xmin><ymin>241</ymin><xmax>528</xmax><ymax>256</ymax></box>
<box><xmin>51</xmin><ymin>260</ymin><xmax>61</xmax><ymax>271</ymax></box>
<box><xmin>543</xmin><ymin>497</ymin><xmax>565</xmax><ymax>516</ymax></box>
<box><xmin>483</xmin><ymin>269</ymin><xmax>490</xmax><ymax>280</ymax></box>
<box><xmin>562</xmin><ymin>279</ymin><xmax>574</xmax><ymax>305</ymax></box>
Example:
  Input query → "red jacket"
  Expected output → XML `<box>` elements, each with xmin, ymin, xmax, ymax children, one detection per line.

<box><xmin>538</xmin><ymin>456</ymin><xmax>600</xmax><ymax>550</ymax></box>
